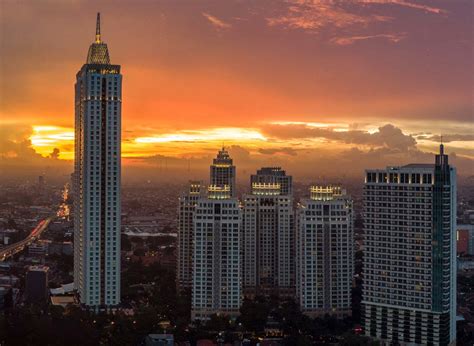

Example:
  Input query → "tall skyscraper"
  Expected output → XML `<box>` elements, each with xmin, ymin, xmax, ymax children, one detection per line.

<box><xmin>177</xmin><ymin>181</ymin><xmax>204</xmax><ymax>291</ymax></box>
<box><xmin>296</xmin><ymin>186</ymin><xmax>353</xmax><ymax>317</ymax></box>
<box><xmin>250</xmin><ymin>167</ymin><xmax>293</xmax><ymax>196</ymax></box>
<box><xmin>74</xmin><ymin>13</ymin><xmax>122</xmax><ymax>308</ymax></box>
<box><xmin>242</xmin><ymin>168</ymin><xmax>294</xmax><ymax>297</ymax></box>
<box><xmin>191</xmin><ymin>185</ymin><xmax>242</xmax><ymax>320</ymax></box>
<box><xmin>210</xmin><ymin>147</ymin><xmax>236</xmax><ymax>198</ymax></box>
<box><xmin>363</xmin><ymin>145</ymin><xmax>456</xmax><ymax>345</ymax></box>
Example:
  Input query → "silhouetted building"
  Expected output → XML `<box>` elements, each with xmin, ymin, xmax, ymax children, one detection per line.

<box><xmin>74</xmin><ymin>13</ymin><xmax>122</xmax><ymax>308</ymax></box>
<box><xmin>363</xmin><ymin>145</ymin><xmax>456</xmax><ymax>345</ymax></box>
<box><xmin>25</xmin><ymin>265</ymin><xmax>49</xmax><ymax>304</ymax></box>
<box><xmin>0</xmin><ymin>286</ymin><xmax>13</xmax><ymax>310</ymax></box>
<box><xmin>296</xmin><ymin>186</ymin><xmax>353</xmax><ymax>317</ymax></box>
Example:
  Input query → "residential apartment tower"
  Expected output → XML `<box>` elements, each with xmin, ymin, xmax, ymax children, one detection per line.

<box><xmin>296</xmin><ymin>186</ymin><xmax>354</xmax><ymax>317</ymax></box>
<box><xmin>363</xmin><ymin>145</ymin><xmax>456</xmax><ymax>345</ymax></box>
<box><xmin>242</xmin><ymin>168</ymin><xmax>295</xmax><ymax>297</ymax></box>
<box><xmin>191</xmin><ymin>186</ymin><xmax>242</xmax><ymax>320</ymax></box>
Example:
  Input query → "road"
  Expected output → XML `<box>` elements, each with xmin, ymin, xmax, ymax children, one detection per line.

<box><xmin>0</xmin><ymin>216</ymin><xmax>54</xmax><ymax>261</ymax></box>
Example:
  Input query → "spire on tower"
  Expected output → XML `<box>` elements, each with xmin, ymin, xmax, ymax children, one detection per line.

<box><xmin>95</xmin><ymin>13</ymin><xmax>101</xmax><ymax>43</ymax></box>
<box><xmin>440</xmin><ymin>134</ymin><xmax>444</xmax><ymax>155</ymax></box>
<box><xmin>86</xmin><ymin>12</ymin><xmax>110</xmax><ymax>64</ymax></box>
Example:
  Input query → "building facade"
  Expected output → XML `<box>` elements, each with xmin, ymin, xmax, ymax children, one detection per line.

<box><xmin>242</xmin><ymin>169</ymin><xmax>294</xmax><ymax>297</ymax></box>
<box><xmin>363</xmin><ymin>145</ymin><xmax>456</xmax><ymax>345</ymax></box>
<box><xmin>457</xmin><ymin>224</ymin><xmax>474</xmax><ymax>255</ymax></box>
<box><xmin>25</xmin><ymin>265</ymin><xmax>49</xmax><ymax>305</ymax></box>
<box><xmin>210</xmin><ymin>147</ymin><xmax>236</xmax><ymax>198</ymax></box>
<box><xmin>296</xmin><ymin>186</ymin><xmax>354</xmax><ymax>317</ymax></box>
<box><xmin>191</xmin><ymin>186</ymin><xmax>242</xmax><ymax>320</ymax></box>
<box><xmin>457</xmin><ymin>228</ymin><xmax>470</xmax><ymax>254</ymax></box>
<box><xmin>177</xmin><ymin>181</ymin><xmax>204</xmax><ymax>291</ymax></box>
<box><xmin>74</xmin><ymin>13</ymin><xmax>121</xmax><ymax>308</ymax></box>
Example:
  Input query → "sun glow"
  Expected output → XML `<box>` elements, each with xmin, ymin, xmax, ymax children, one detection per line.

<box><xmin>270</xmin><ymin>121</ymin><xmax>348</xmax><ymax>129</ymax></box>
<box><xmin>27</xmin><ymin>121</ymin><xmax>474</xmax><ymax>164</ymax></box>
<box><xmin>30</xmin><ymin>125</ymin><xmax>75</xmax><ymax>159</ymax></box>
<box><xmin>135</xmin><ymin>127</ymin><xmax>267</xmax><ymax>144</ymax></box>
<box><xmin>30</xmin><ymin>126</ymin><xmax>74</xmax><ymax>146</ymax></box>
<box><xmin>29</xmin><ymin>125</ymin><xmax>270</xmax><ymax>160</ymax></box>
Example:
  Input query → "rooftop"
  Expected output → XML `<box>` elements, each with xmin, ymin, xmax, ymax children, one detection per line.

<box><xmin>212</xmin><ymin>147</ymin><xmax>233</xmax><ymax>165</ymax></box>
<box><xmin>401</xmin><ymin>163</ymin><xmax>435</xmax><ymax>169</ymax></box>
<box><xmin>366</xmin><ymin>163</ymin><xmax>435</xmax><ymax>171</ymax></box>
<box><xmin>51</xmin><ymin>295</ymin><xmax>76</xmax><ymax>307</ymax></box>
<box><xmin>28</xmin><ymin>265</ymin><xmax>49</xmax><ymax>272</ymax></box>
<box><xmin>309</xmin><ymin>185</ymin><xmax>347</xmax><ymax>201</ymax></box>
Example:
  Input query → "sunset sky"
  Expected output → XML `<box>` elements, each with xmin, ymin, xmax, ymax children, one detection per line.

<box><xmin>0</xmin><ymin>0</ymin><xmax>472</xmax><ymax>180</ymax></box>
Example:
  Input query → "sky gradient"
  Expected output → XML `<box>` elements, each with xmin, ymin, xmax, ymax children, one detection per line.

<box><xmin>0</xmin><ymin>0</ymin><xmax>472</xmax><ymax>180</ymax></box>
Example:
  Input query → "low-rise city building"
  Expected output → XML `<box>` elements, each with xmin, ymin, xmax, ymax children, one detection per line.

<box><xmin>25</xmin><ymin>265</ymin><xmax>49</xmax><ymax>304</ymax></box>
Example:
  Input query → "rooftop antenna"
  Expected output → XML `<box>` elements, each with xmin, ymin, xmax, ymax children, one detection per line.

<box><xmin>95</xmin><ymin>13</ymin><xmax>101</xmax><ymax>43</ymax></box>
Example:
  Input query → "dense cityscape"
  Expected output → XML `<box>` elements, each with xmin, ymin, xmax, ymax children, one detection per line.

<box><xmin>1</xmin><ymin>3</ymin><xmax>473</xmax><ymax>346</ymax></box>
<box><xmin>1</xmin><ymin>147</ymin><xmax>474</xmax><ymax>344</ymax></box>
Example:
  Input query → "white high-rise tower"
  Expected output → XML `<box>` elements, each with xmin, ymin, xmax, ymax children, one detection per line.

<box><xmin>74</xmin><ymin>13</ymin><xmax>122</xmax><ymax>308</ymax></box>
<box><xmin>296</xmin><ymin>186</ymin><xmax>354</xmax><ymax>317</ymax></box>
<box><xmin>191</xmin><ymin>185</ymin><xmax>242</xmax><ymax>320</ymax></box>
<box><xmin>177</xmin><ymin>181</ymin><xmax>205</xmax><ymax>291</ymax></box>
<box><xmin>242</xmin><ymin>168</ymin><xmax>295</xmax><ymax>297</ymax></box>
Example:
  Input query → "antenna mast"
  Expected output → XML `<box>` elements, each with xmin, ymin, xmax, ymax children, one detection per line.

<box><xmin>95</xmin><ymin>13</ymin><xmax>101</xmax><ymax>43</ymax></box>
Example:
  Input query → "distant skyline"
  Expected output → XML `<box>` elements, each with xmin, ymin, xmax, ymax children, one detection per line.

<box><xmin>1</xmin><ymin>0</ymin><xmax>473</xmax><ymax>179</ymax></box>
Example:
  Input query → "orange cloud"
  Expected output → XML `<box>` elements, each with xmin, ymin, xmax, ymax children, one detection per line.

<box><xmin>359</xmin><ymin>0</ymin><xmax>447</xmax><ymax>15</ymax></box>
<box><xmin>2</xmin><ymin>121</ymin><xmax>473</xmax><ymax>181</ymax></box>
<box><xmin>266</xmin><ymin>0</ymin><xmax>446</xmax><ymax>42</ymax></box>
<box><xmin>21</xmin><ymin>120</ymin><xmax>474</xmax><ymax>162</ymax></box>
<box><xmin>266</xmin><ymin>0</ymin><xmax>388</xmax><ymax>32</ymax></box>
<box><xmin>330</xmin><ymin>33</ymin><xmax>407</xmax><ymax>45</ymax></box>
<box><xmin>202</xmin><ymin>12</ymin><xmax>232</xmax><ymax>30</ymax></box>
<box><xmin>29</xmin><ymin>125</ymin><xmax>74</xmax><ymax>159</ymax></box>
<box><xmin>135</xmin><ymin>127</ymin><xmax>265</xmax><ymax>143</ymax></box>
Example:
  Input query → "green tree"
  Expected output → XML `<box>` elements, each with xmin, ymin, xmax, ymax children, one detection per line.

<box><xmin>206</xmin><ymin>314</ymin><xmax>231</xmax><ymax>332</ymax></box>
<box><xmin>238</xmin><ymin>297</ymin><xmax>270</xmax><ymax>332</ymax></box>
<box><xmin>121</xmin><ymin>234</ymin><xmax>132</xmax><ymax>251</ymax></box>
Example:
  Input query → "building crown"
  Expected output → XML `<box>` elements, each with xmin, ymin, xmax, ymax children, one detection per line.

<box><xmin>310</xmin><ymin>185</ymin><xmax>346</xmax><ymax>201</ymax></box>
<box><xmin>86</xmin><ymin>13</ymin><xmax>111</xmax><ymax>65</ymax></box>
